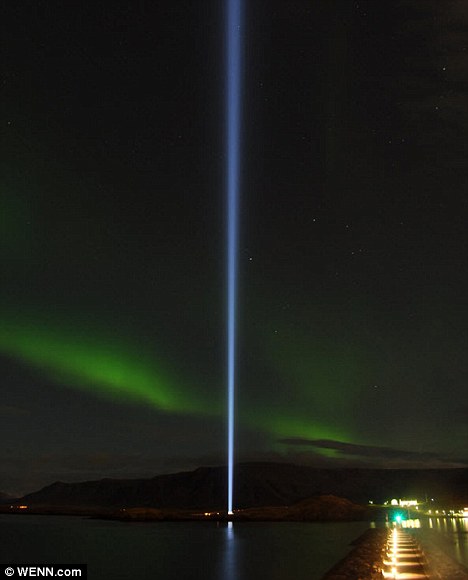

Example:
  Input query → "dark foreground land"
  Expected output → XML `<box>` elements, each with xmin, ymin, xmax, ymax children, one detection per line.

<box><xmin>0</xmin><ymin>494</ymin><xmax>367</xmax><ymax>522</ymax></box>
<box><xmin>103</xmin><ymin>494</ymin><xmax>367</xmax><ymax>522</ymax></box>
<box><xmin>322</xmin><ymin>527</ymin><xmax>468</xmax><ymax>580</ymax></box>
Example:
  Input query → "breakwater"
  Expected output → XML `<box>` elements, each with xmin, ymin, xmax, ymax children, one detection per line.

<box><xmin>323</xmin><ymin>527</ymin><xmax>468</xmax><ymax>579</ymax></box>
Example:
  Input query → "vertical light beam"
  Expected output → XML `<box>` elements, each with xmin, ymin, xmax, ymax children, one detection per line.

<box><xmin>226</xmin><ymin>0</ymin><xmax>242</xmax><ymax>515</ymax></box>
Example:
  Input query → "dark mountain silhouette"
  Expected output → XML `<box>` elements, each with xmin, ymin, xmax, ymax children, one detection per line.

<box><xmin>0</xmin><ymin>491</ymin><xmax>16</xmax><ymax>504</ymax></box>
<box><xmin>19</xmin><ymin>463</ymin><xmax>468</xmax><ymax>510</ymax></box>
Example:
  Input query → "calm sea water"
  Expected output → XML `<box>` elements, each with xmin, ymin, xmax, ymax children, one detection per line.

<box><xmin>0</xmin><ymin>515</ymin><xmax>369</xmax><ymax>580</ymax></box>
<box><xmin>1</xmin><ymin>515</ymin><xmax>467</xmax><ymax>579</ymax></box>
<box><xmin>403</xmin><ymin>517</ymin><xmax>468</xmax><ymax>568</ymax></box>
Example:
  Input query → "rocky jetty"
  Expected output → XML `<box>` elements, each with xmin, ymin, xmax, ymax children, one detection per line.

<box><xmin>322</xmin><ymin>527</ymin><xmax>468</xmax><ymax>580</ymax></box>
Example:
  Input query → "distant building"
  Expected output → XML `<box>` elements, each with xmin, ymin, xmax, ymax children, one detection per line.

<box><xmin>389</xmin><ymin>498</ymin><xmax>419</xmax><ymax>507</ymax></box>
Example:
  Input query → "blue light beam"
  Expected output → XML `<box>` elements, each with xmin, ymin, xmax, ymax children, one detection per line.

<box><xmin>226</xmin><ymin>0</ymin><xmax>242</xmax><ymax>516</ymax></box>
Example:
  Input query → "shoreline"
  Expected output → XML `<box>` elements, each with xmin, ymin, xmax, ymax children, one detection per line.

<box><xmin>0</xmin><ymin>507</ymin><xmax>368</xmax><ymax>523</ymax></box>
<box><xmin>0</xmin><ymin>495</ymin><xmax>369</xmax><ymax>522</ymax></box>
<box><xmin>322</xmin><ymin>528</ymin><xmax>388</xmax><ymax>580</ymax></box>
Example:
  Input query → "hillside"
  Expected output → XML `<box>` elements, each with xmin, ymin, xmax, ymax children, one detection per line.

<box><xmin>19</xmin><ymin>463</ymin><xmax>468</xmax><ymax>510</ymax></box>
<box><xmin>0</xmin><ymin>491</ymin><xmax>16</xmax><ymax>505</ymax></box>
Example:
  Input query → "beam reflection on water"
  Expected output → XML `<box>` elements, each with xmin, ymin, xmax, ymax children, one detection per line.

<box><xmin>221</xmin><ymin>521</ymin><xmax>238</xmax><ymax>580</ymax></box>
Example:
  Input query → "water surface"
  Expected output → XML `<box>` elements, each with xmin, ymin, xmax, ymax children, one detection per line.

<box><xmin>402</xmin><ymin>517</ymin><xmax>468</xmax><ymax>568</ymax></box>
<box><xmin>0</xmin><ymin>515</ymin><xmax>369</xmax><ymax>580</ymax></box>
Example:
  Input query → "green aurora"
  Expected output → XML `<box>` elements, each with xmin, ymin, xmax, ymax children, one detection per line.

<box><xmin>0</xmin><ymin>311</ymin><xmax>213</xmax><ymax>415</ymax></box>
<box><xmin>264</xmin><ymin>324</ymin><xmax>372</xmax><ymax>438</ymax></box>
<box><xmin>0</xmin><ymin>308</ymin><xmax>352</xmax><ymax>446</ymax></box>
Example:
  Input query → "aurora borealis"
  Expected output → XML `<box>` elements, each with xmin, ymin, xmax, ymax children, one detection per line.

<box><xmin>0</xmin><ymin>311</ymin><xmax>208</xmax><ymax>414</ymax></box>
<box><xmin>1</xmin><ymin>0</ymin><xmax>467</xmax><ymax>495</ymax></box>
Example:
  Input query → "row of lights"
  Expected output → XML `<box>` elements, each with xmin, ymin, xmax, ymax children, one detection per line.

<box><xmin>385</xmin><ymin>528</ymin><xmax>400</xmax><ymax>579</ymax></box>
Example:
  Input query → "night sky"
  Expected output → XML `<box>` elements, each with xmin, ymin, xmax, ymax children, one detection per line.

<box><xmin>1</xmin><ymin>0</ymin><xmax>467</xmax><ymax>495</ymax></box>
